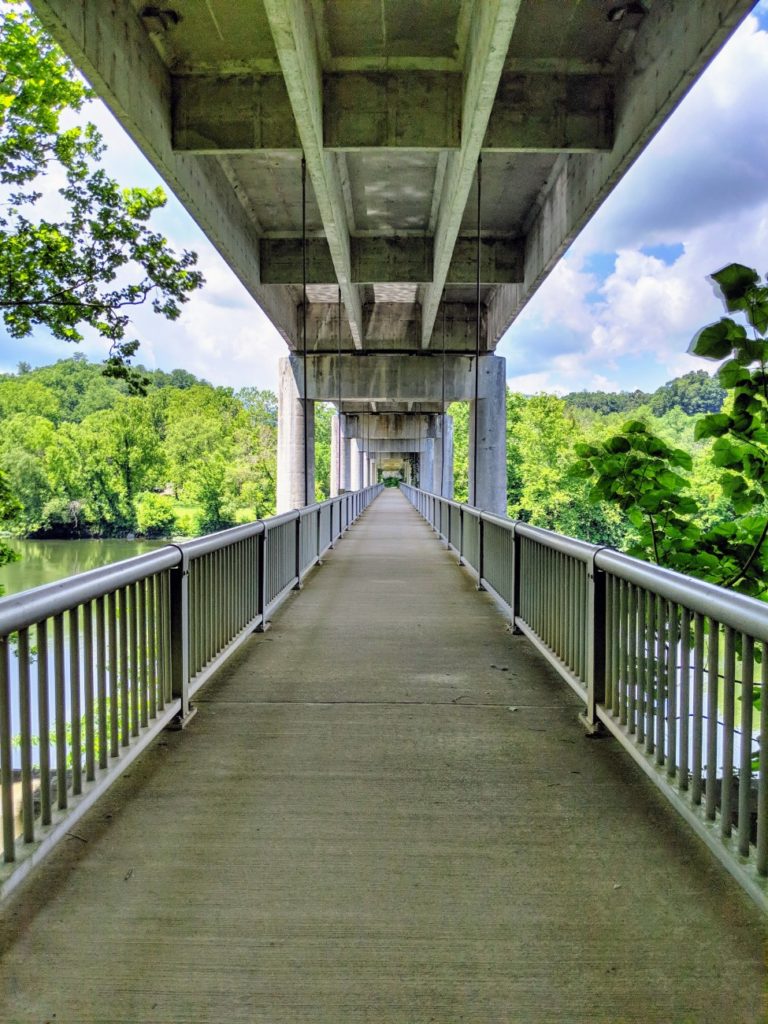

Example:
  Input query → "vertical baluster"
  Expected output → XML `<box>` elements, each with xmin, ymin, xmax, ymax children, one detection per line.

<box><xmin>666</xmin><ymin>602</ymin><xmax>678</xmax><ymax>779</ymax></box>
<box><xmin>691</xmin><ymin>613</ymin><xmax>704</xmax><ymax>804</ymax></box>
<box><xmin>0</xmin><ymin>636</ymin><xmax>13</xmax><ymax>861</ymax></box>
<box><xmin>53</xmin><ymin>613</ymin><xmax>67</xmax><ymax>809</ymax></box>
<box><xmin>619</xmin><ymin>580</ymin><xmax>628</xmax><ymax>725</ymax></box>
<box><xmin>757</xmin><ymin>642</ymin><xmax>768</xmax><ymax>874</ymax></box>
<box><xmin>17</xmin><ymin>628</ymin><xmax>33</xmax><ymax>843</ymax></box>
<box><xmin>636</xmin><ymin>588</ymin><xmax>646</xmax><ymax>746</ymax></box>
<box><xmin>69</xmin><ymin>607</ymin><xmax>82</xmax><ymax>795</ymax></box>
<box><xmin>108</xmin><ymin>591</ymin><xmax>120</xmax><ymax>756</ymax></box>
<box><xmin>118</xmin><ymin>588</ymin><xmax>129</xmax><ymax>747</ymax></box>
<box><xmin>95</xmin><ymin>597</ymin><xmax>107</xmax><ymax>768</ymax></box>
<box><xmin>148</xmin><ymin>578</ymin><xmax>158</xmax><ymax>719</ymax></box>
<box><xmin>626</xmin><ymin>584</ymin><xmax>637</xmax><ymax>734</ymax></box>
<box><xmin>644</xmin><ymin>591</ymin><xmax>655</xmax><ymax>754</ymax></box>
<box><xmin>721</xmin><ymin>627</ymin><xmax>736</xmax><ymax>838</ymax></box>
<box><xmin>678</xmin><ymin>608</ymin><xmax>691</xmax><ymax>791</ymax></box>
<box><xmin>738</xmin><ymin>635</ymin><xmax>754</xmax><ymax>858</ymax></box>
<box><xmin>611</xmin><ymin>576</ymin><xmax>621</xmax><ymax>717</ymax></box>
<box><xmin>36</xmin><ymin>620</ymin><xmax>51</xmax><ymax>825</ymax></box>
<box><xmin>83</xmin><ymin>602</ymin><xmax>95</xmax><ymax>783</ymax></box>
<box><xmin>129</xmin><ymin>584</ymin><xmax>139</xmax><ymax>737</ymax></box>
<box><xmin>705</xmin><ymin>618</ymin><xmax>720</xmax><ymax>821</ymax></box>
<box><xmin>655</xmin><ymin>597</ymin><xmax>666</xmax><ymax>767</ymax></box>
<box><xmin>138</xmin><ymin>579</ymin><xmax>148</xmax><ymax>728</ymax></box>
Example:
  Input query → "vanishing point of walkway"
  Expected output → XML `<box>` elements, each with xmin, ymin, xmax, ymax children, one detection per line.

<box><xmin>0</xmin><ymin>490</ymin><xmax>765</xmax><ymax>1023</ymax></box>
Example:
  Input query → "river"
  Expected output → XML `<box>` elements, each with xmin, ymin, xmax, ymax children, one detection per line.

<box><xmin>0</xmin><ymin>538</ymin><xmax>169</xmax><ymax>597</ymax></box>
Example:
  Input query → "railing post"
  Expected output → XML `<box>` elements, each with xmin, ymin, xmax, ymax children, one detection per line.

<box><xmin>458</xmin><ymin>506</ymin><xmax>465</xmax><ymax>565</ymax></box>
<box><xmin>169</xmin><ymin>550</ymin><xmax>196</xmax><ymax>727</ymax></box>
<box><xmin>255</xmin><ymin>526</ymin><xmax>269</xmax><ymax>631</ymax></box>
<box><xmin>510</xmin><ymin>523</ymin><xmax>522</xmax><ymax>634</ymax></box>
<box><xmin>477</xmin><ymin>514</ymin><xmax>486</xmax><ymax>591</ymax></box>
<box><xmin>581</xmin><ymin>553</ymin><xmax>607</xmax><ymax>736</ymax></box>
<box><xmin>294</xmin><ymin>512</ymin><xmax>302</xmax><ymax>590</ymax></box>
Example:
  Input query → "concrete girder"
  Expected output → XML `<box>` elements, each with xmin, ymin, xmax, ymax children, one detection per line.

<box><xmin>293</xmin><ymin>352</ymin><xmax>505</xmax><ymax>405</ymax></box>
<box><xmin>172</xmin><ymin>71</ymin><xmax>613</xmax><ymax>155</ymax></box>
<box><xmin>420</xmin><ymin>0</ymin><xmax>523</xmax><ymax>350</ymax></box>
<box><xmin>260</xmin><ymin>237</ymin><xmax>522</xmax><ymax>286</ymax></box>
<box><xmin>262</xmin><ymin>0</ymin><xmax>364</xmax><ymax>348</ymax></box>
<box><xmin>343</xmin><ymin>413</ymin><xmax>440</xmax><ymax>441</ymax></box>
<box><xmin>304</xmin><ymin>302</ymin><xmax>489</xmax><ymax>353</ymax></box>
<box><xmin>485</xmin><ymin>0</ymin><xmax>755</xmax><ymax>347</ymax></box>
<box><xmin>28</xmin><ymin>0</ymin><xmax>299</xmax><ymax>347</ymax></box>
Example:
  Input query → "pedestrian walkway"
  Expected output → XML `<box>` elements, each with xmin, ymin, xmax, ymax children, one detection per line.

<box><xmin>0</xmin><ymin>489</ymin><xmax>764</xmax><ymax>1023</ymax></box>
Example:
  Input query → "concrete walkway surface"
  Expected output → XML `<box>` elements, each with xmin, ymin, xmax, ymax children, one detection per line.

<box><xmin>0</xmin><ymin>489</ymin><xmax>765</xmax><ymax>1023</ymax></box>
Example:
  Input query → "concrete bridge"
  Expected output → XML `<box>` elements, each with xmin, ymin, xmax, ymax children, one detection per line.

<box><xmin>0</xmin><ymin>489</ymin><xmax>765</xmax><ymax>1023</ymax></box>
<box><xmin>3</xmin><ymin>3</ymin><xmax>766</xmax><ymax>1019</ymax></box>
<box><xmin>29</xmin><ymin>0</ymin><xmax>758</xmax><ymax>513</ymax></box>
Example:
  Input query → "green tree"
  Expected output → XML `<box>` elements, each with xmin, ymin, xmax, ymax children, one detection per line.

<box><xmin>0</xmin><ymin>6</ymin><xmax>203</xmax><ymax>381</ymax></box>
<box><xmin>573</xmin><ymin>263</ymin><xmax>768</xmax><ymax>597</ymax></box>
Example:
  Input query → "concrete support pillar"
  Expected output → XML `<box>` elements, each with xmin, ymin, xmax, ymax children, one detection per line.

<box><xmin>277</xmin><ymin>357</ymin><xmax>315</xmax><ymax>512</ymax></box>
<box><xmin>468</xmin><ymin>355</ymin><xmax>507</xmax><ymax>514</ymax></box>
<box><xmin>419</xmin><ymin>437</ymin><xmax>435</xmax><ymax>492</ymax></box>
<box><xmin>330</xmin><ymin>414</ymin><xmax>350</xmax><ymax>496</ymax></box>
<box><xmin>370</xmin><ymin>457</ymin><xmax>377</xmax><ymax>485</ymax></box>
<box><xmin>350</xmin><ymin>438</ymin><xmax>364</xmax><ymax>491</ymax></box>
<box><xmin>434</xmin><ymin>414</ymin><xmax>454</xmax><ymax>498</ymax></box>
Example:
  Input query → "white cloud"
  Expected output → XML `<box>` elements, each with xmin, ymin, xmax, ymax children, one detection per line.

<box><xmin>499</xmin><ymin>8</ymin><xmax>768</xmax><ymax>395</ymax></box>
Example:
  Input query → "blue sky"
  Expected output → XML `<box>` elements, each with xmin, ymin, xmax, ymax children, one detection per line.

<box><xmin>2</xmin><ymin>1</ymin><xmax>768</xmax><ymax>395</ymax></box>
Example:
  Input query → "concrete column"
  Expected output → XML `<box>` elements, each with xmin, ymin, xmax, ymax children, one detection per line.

<box><xmin>468</xmin><ymin>355</ymin><xmax>506</xmax><ymax>514</ymax></box>
<box><xmin>370</xmin><ymin>457</ymin><xmax>377</xmax><ymax>485</ymax></box>
<box><xmin>350</xmin><ymin>438</ymin><xmax>364</xmax><ymax>491</ymax></box>
<box><xmin>277</xmin><ymin>357</ymin><xmax>315</xmax><ymax>512</ymax></box>
<box><xmin>433</xmin><ymin>414</ymin><xmax>454</xmax><ymax>498</ymax></box>
<box><xmin>330</xmin><ymin>414</ymin><xmax>350</xmax><ymax>496</ymax></box>
<box><xmin>419</xmin><ymin>437</ymin><xmax>435</xmax><ymax>492</ymax></box>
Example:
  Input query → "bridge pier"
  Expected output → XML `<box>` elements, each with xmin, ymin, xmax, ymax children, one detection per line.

<box><xmin>330</xmin><ymin>414</ymin><xmax>351</xmax><ymax>495</ymax></box>
<box><xmin>281</xmin><ymin>353</ymin><xmax>504</xmax><ymax>508</ymax></box>
<box><xmin>277</xmin><ymin>357</ymin><xmax>315</xmax><ymax>512</ymax></box>
<box><xmin>468</xmin><ymin>355</ymin><xmax>507</xmax><ymax>514</ymax></box>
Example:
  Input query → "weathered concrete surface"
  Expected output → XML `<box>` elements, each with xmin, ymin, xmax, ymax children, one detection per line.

<box><xmin>0</xmin><ymin>490</ymin><xmax>765</xmax><ymax>1023</ymax></box>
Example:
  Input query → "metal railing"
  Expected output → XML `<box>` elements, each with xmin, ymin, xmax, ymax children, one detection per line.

<box><xmin>401</xmin><ymin>484</ymin><xmax>768</xmax><ymax>913</ymax></box>
<box><xmin>0</xmin><ymin>485</ymin><xmax>382</xmax><ymax>896</ymax></box>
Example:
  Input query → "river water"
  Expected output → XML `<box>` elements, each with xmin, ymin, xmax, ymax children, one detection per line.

<box><xmin>0</xmin><ymin>538</ymin><xmax>168</xmax><ymax>597</ymax></box>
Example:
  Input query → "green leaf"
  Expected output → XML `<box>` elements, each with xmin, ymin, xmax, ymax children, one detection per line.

<box><xmin>718</xmin><ymin>359</ymin><xmax>752</xmax><ymax>389</ymax></box>
<box><xmin>688</xmin><ymin>320</ymin><xmax>734</xmax><ymax>361</ymax></box>
<box><xmin>711</xmin><ymin>263</ymin><xmax>760</xmax><ymax>311</ymax></box>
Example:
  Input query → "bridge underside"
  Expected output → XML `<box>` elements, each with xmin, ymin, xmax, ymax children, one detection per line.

<box><xmin>0</xmin><ymin>491</ymin><xmax>763</xmax><ymax>1022</ymax></box>
<box><xmin>28</xmin><ymin>0</ymin><xmax>756</xmax><ymax>512</ymax></box>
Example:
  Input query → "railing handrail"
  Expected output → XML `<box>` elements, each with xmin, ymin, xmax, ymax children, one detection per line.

<box><xmin>403</xmin><ymin>483</ymin><xmax>768</xmax><ymax>638</ymax></box>
<box><xmin>0</xmin><ymin>547</ymin><xmax>181</xmax><ymax>636</ymax></box>
<box><xmin>401</xmin><ymin>482</ymin><xmax>768</xmax><ymax>912</ymax></box>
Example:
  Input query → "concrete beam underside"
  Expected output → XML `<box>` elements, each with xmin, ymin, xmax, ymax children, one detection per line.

<box><xmin>0</xmin><ymin>491</ymin><xmax>763</xmax><ymax>1023</ymax></box>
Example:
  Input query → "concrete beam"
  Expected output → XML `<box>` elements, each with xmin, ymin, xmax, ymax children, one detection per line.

<box><xmin>421</xmin><ymin>0</ymin><xmax>522</xmax><ymax>348</ymax></box>
<box><xmin>344</xmin><ymin>413</ymin><xmax>439</xmax><ymax>441</ymax></box>
<box><xmin>324</xmin><ymin>72</ymin><xmax>461</xmax><ymax>150</ymax></box>
<box><xmin>29</xmin><ymin>0</ymin><xmax>299</xmax><ymax>346</ymax></box>
<box><xmin>304</xmin><ymin>302</ymin><xmax>490</xmax><ymax>352</ymax></box>
<box><xmin>262</xmin><ymin>0</ymin><xmax>364</xmax><ymax>348</ymax></box>
<box><xmin>486</xmin><ymin>0</ymin><xmax>755</xmax><ymax>346</ymax></box>
<box><xmin>260</xmin><ymin>236</ymin><xmax>522</xmax><ymax>285</ymax></box>
<box><xmin>485</xmin><ymin>73</ymin><xmax>613</xmax><ymax>153</ymax></box>
<box><xmin>296</xmin><ymin>352</ymin><xmax>506</xmax><ymax>404</ymax></box>
<box><xmin>172</xmin><ymin>71</ymin><xmax>612</xmax><ymax>154</ymax></box>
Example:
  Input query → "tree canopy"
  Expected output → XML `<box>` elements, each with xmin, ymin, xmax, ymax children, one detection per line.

<box><xmin>0</xmin><ymin>5</ymin><xmax>203</xmax><ymax>382</ymax></box>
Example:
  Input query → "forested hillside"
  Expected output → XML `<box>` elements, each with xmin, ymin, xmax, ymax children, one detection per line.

<box><xmin>0</xmin><ymin>357</ymin><xmax>733</xmax><ymax>564</ymax></box>
<box><xmin>0</xmin><ymin>356</ymin><xmax>285</xmax><ymax>537</ymax></box>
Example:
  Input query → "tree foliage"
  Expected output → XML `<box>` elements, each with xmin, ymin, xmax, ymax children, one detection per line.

<box><xmin>0</xmin><ymin>5</ymin><xmax>203</xmax><ymax>382</ymax></box>
<box><xmin>573</xmin><ymin>263</ymin><xmax>768</xmax><ymax>597</ymax></box>
<box><xmin>0</xmin><ymin>357</ymin><xmax>279</xmax><ymax>539</ymax></box>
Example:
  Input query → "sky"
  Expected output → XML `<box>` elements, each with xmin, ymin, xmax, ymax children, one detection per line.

<box><xmin>1</xmin><ymin>1</ymin><xmax>768</xmax><ymax>396</ymax></box>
